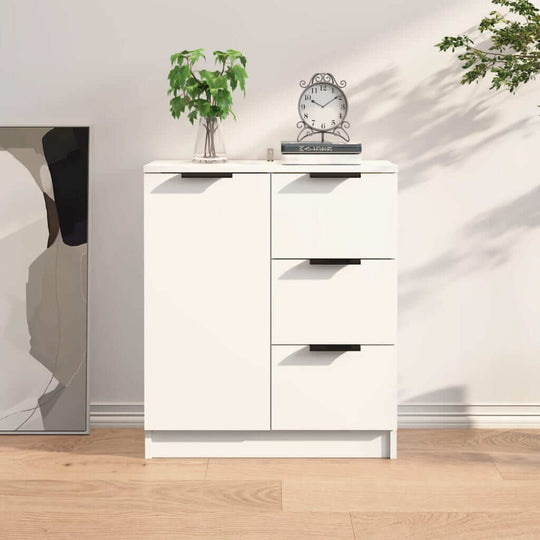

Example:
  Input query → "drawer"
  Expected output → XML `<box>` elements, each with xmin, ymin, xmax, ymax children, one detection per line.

<box><xmin>272</xmin><ymin>259</ymin><xmax>396</xmax><ymax>344</ymax></box>
<box><xmin>272</xmin><ymin>172</ymin><xmax>396</xmax><ymax>259</ymax></box>
<box><xmin>272</xmin><ymin>345</ymin><xmax>396</xmax><ymax>430</ymax></box>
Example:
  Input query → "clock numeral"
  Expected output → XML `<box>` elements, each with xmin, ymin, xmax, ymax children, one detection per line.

<box><xmin>331</xmin><ymin>120</ymin><xmax>336</xmax><ymax>126</ymax></box>
<box><xmin>339</xmin><ymin>113</ymin><xmax>343</xmax><ymax>119</ymax></box>
<box><xmin>303</xmin><ymin>113</ymin><xmax>308</xmax><ymax>119</ymax></box>
<box><xmin>340</xmin><ymin>103</ymin><xmax>346</xmax><ymax>110</ymax></box>
<box><xmin>311</xmin><ymin>120</ymin><xmax>315</xmax><ymax>126</ymax></box>
<box><xmin>311</xmin><ymin>87</ymin><xmax>317</xmax><ymax>94</ymax></box>
<box><xmin>304</xmin><ymin>95</ymin><xmax>311</xmax><ymax>101</ymax></box>
<box><xmin>301</xmin><ymin>104</ymin><xmax>305</xmax><ymax>110</ymax></box>
<box><xmin>320</xmin><ymin>123</ymin><xmax>326</xmax><ymax>129</ymax></box>
<box><xmin>338</xmin><ymin>97</ymin><xmax>342</xmax><ymax>100</ymax></box>
<box><xmin>320</xmin><ymin>84</ymin><xmax>327</xmax><ymax>91</ymax></box>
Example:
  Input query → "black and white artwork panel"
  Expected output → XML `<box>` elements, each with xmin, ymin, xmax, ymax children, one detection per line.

<box><xmin>0</xmin><ymin>127</ymin><xmax>89</xmax><ymax>432</ymax></box>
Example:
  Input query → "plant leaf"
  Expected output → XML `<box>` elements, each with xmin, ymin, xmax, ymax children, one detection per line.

<box><xmin>170</xmin><ymin>96</ymin><xmax>188</xmax><ymax>118</ymax></box>
<box><xmin>190</xmin><ymin>48</ymin><xmax>206</xmax><ymax>63</ymax></box>
<box><xmin>168</xmin><ymin>64</ymin><xmax>191</xmax><ymax>89</ymax></box>
<box><xmin>231</xmin><ymin>64</ymin><xmax>248</xmax><ymax>93</ymax></box>
<box><xmin>188</xmin><ymin>110</ymin><xmax>198</xmax><ymax>124</ymax></box>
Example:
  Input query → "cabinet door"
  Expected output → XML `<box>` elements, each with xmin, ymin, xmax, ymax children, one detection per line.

<box><xmin>144</xmin><ymin>173</ymin><xmax>270</xmax><ymax>430</ymax></box>
<box><xmin>272</xmin><ymin>173</ymin><xmax>397</xmax><ymax>259</ymax></box>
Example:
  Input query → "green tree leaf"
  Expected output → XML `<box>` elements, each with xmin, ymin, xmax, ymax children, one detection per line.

<box><xmin>435</xmin><ymin>0</ymin><xmax>540</xmax><ymax>96</ymax></box>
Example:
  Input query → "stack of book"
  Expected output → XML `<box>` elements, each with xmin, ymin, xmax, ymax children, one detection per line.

<box><xmin>281</xmin><ymin>141</ymin><xmax>362</xmax><ymax>164</ymax></box>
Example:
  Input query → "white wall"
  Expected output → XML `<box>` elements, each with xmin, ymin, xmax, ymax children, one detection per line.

<box><xmin>1</xmin><ymin>0</ymin><xmax>539</xmax><ymax>423</ymax></box>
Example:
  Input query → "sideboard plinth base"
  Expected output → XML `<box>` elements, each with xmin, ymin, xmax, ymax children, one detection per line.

<box><xmin>144</xmin><ymin>429</ymin><xmax>396</xmax><ymax>459</ymax></box>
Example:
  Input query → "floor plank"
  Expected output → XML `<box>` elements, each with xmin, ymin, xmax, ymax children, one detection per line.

<box><xmin>490</xmin><ymin>451</ymin><xmax>540</xmax><ymax>480</ymax></box>
<box><xmin>0</xmin><ymin>479</ymin><xmax>281</xmax><ymax>514</ymax></box>
<box><xmin>399</xmin><ymin>429</ymin><xmax>540</xmax><ymax>454</ymax></box>
<box><xmin>282</xmin><ymin>479</ymin><xmax>540</xmax><ymax>513</ymax></box>
<box><xmin>0</xmin><ymin>429</ymin><xmax>207</xmax><ymax>481</ymax></box>
<box><xmin>0</xmin><ymin>428</ymin><xmax>144</xmax><ymax>457</ymax></box>
<box><xmin>207</xmin><ymin>451</ymin><xmax>501</xmax><ymax>482</ymax></box>
<box><xmin>0</xmin><ymin>511</ymin><xmax>354</xmax><ymax>540</ymax></box>
<box><xmin>350</xmin><ymin>512</ymin><xmax>540</xmax><ymax>540</ymax></box>
<box><xmin>0</xmin><ymin>454</ymin><xmax>208</xmax><ymax>481</ymax></box>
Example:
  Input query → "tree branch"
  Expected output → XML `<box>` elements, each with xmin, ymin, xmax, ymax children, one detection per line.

<box><xmin>467</xmin><ymin>45</ymin><xmax>540</xmax><ymax>60</ymax></box>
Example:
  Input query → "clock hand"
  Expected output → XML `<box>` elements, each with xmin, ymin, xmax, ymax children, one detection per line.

<box><xmin>321</xmin><ymin>96</ymin><xmax>339</xmax><ymax>108</ymax></box>
<box><xmin>310</xmin><ymin>100</ymin><xmax>323</xmax><ymax>107</ymax></box>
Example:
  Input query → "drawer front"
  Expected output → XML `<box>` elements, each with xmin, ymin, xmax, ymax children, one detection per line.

<box><xmin>272</xmin><ymin>173</ymin><xmax>396</xmax><ymax>259</ymax></box>
<box><xmin>272</xmin><ymin>345</ymin><xmax>396</xmax><ymax>430</ymax></box>
<box><xmin>272</xmin><ymin>259</ymin><xmax>396</xmax><ymax>345</ymax></box>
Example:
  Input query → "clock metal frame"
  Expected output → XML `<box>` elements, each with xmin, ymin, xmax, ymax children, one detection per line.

<box><xmin>297</xmin><ymin>73</ymin><xmax>350</xmax><ymax>143</ymax></box>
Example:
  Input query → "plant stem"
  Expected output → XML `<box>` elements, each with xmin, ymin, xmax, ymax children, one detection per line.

<box><xmin>204</xmin><ymin>119</ymin><xmax>210</xmax><ymax>158</ymax></box>
<box><xmin>202</xmin><ymin>117</ymin><xmax>218</xmax><ymax>158</ymax></box>
<box><xmin>211</xmin><ymin>118</ymin><xmax>216</xmax><ymax>157</ymax></box>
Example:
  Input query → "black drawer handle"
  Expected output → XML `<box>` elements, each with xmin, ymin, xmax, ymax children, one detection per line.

<box><xmin>181</xmin><ymin>172</ymin><xmax>233</xmax><ymax>178</ymax></box>
<box><xmin>309</xmin><ymin>258</ymin><xmax>361</xmax><ymax>265</ymax></box>
<box><xmin>309</xmin><ymin>172</ymin><xmax>361</xmax><ymax>178</ymax></box>
<box><xmin>309</xmin><ymin>344</ymin><xmax>361</xmax><ymax>352</ymax></box>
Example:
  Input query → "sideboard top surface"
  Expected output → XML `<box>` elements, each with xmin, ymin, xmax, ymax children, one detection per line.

<box><xmin>144</xmin><ymin>159</ymin><xmax>398</xmax><ymax>174</ymax></box>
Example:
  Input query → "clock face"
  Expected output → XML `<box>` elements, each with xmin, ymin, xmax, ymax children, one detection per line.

<box><xmin>298</xmin><ymin>83</ymin><xmax>348</xmax><ymax>132</ymax></box>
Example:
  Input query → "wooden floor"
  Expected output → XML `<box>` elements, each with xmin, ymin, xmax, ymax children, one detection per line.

<box><xmin>1</xmin><ymin>429</ymin><xmax>540</xmax><ymax>539</ymax></box>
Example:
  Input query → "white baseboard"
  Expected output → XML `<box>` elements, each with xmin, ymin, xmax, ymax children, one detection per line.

<box><xmin>90</xmin><ymin>402</ymin><xmax>540</xmax><ymax>429</ymax></box>
<box><xmin>398</xmin><ymin>403</ymin><xmax>540</xmax><ymax>428</ymax></box>
<box><xmin>90</xmin><ymin>403</ymin><xmax>144</xmax><ymax>428</ymax></box>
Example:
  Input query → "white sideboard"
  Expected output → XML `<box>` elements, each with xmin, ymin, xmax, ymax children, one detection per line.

<box><xmin>144</xmin><ymin>160</ymin><xmax>398</xmax><ymax>458</ymax></box>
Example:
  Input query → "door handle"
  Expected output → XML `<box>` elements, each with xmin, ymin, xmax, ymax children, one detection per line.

<box><xmin>309</xmin><ymin>172</ymin><xmax>361</xmax><ymax>178</ymax></box>
<box><xmin>309</xmin><ymin>345</ymin><xmax>361</xmax><ymax>352</ymax></box>
<box><xmin>309</xmin><ymin>258</ymin><xmax>361</xmax><ymax>265</ymax></box>
<box><xmin>181</xmin><ymin>173</ymin><xmax>233</xmax><ymax>178</ymax></box>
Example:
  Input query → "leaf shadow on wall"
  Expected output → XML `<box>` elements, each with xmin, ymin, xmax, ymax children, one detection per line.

<box><xmin>344</xmin><ymin>63</ymin><xmax>532</xmax><ymax>191</ymax></box>
<box><xmin>399</xmin><ymin>185</ymin><xmax>540</xmax><ymax>315</ymax></box>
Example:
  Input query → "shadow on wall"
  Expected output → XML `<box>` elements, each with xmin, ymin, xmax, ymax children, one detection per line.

<box><xmin>400</xmin><ymin>185</ymin><xmax>540</xmax><ymax>314</ymax></box>
<box><xmin>402</xmin><ymin>385</ymin><xmax>467</xmax><ymax>403</ymax></box>
<box><xmin>399</xmin><ymin>385</ymin><xmax>473</xmax><ymax>428</ymax></box>
<box><xmin>344</xmin><ymin>63</ymin><xmax>533</xmax><ymax>191</ymax></box>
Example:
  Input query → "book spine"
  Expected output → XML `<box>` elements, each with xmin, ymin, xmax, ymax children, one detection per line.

<box><xmin>281</xmin><ymin>142</ymin><xmax>362</xmax><ymax>154</ymax></box>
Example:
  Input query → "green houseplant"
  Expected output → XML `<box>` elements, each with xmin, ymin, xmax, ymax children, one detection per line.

<box><xmin>167</xmin><ymin>48</ymin><xmax>247</xmax><ymax>163</ymax></box>
<box><xmin>436</xmin><ymin>0</ymin><xmax>540</xmax><ymax>96</ymax></box>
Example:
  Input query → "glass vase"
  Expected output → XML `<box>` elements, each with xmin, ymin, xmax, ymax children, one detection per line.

<box><xmin>193</xmin><ymin>117</ymin><xmax>226</xmax><ymax>163</ymax></box>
